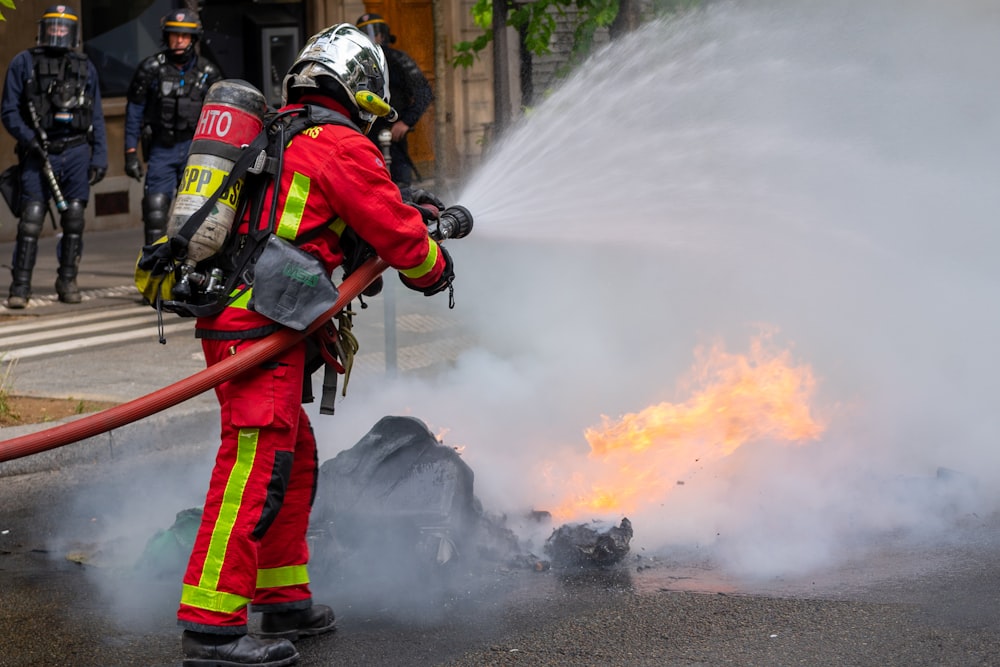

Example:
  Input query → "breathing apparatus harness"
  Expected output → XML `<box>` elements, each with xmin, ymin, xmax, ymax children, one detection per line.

<box><xmin>136</xmin><ymin>104</ymin><xmax>366</xmax><ymax>409</ymax></box>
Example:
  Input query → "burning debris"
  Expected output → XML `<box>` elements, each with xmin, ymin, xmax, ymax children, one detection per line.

<box><xmin>132</xmin><ymin>416</ymin><xmax>638</xmax><ymax>580</ymax></box>
<box><xmin>311</xmin><ymin>417</ymin><xmax>637</xmax><ymax>573</ymax></box>
<box><xmin>309</xmin><ymin>415</ymin><xmax>553</xmax><ymax>572</ymax></box>
<box><xmin>543</xmin><ymin>518</ymin><xmax>633</xmax><ymax>569</ymax></box>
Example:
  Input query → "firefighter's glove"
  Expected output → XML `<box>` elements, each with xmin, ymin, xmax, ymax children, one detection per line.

<box><xmin>88</xmin><ymin>166</ymin><xmax>106</xmax><ymax>185</ymax></box>
<box><xmin>136</xmin><ymin>238</ymin><xmax>175</xmax><ymax>276</ymax></box>
<box><xmin>401</xmin><ymin>187</ymin><xmax>446</xmax><ymax>212</ymax></box>
<box><xmin>400</xmin><ymin>242</ymin><xmax>454</xmax><ymax>297</ymax></box>
<box><xmin>124</xmin><ymin>151</ymin><xmax>144</xmax><ymax>182</ymax></box>
<box><xmin>409</xmin><ymin>202</ymin><xmax>438</xmax><ymax>226</ymax></box>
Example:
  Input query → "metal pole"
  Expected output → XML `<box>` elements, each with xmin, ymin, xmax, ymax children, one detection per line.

<box><xmin>378</xmin><ymin>128</ymin><xmax>399</xmax><ymax>378</ymax></box>
<box><xmin>492</xmin><ymin>0</ymin><xmax>511</xmax><ymax>137</ymax></box>
<box><xmin>383</xmin><ymin>273</ymin><xmax>398</xmax><ymax>378</ymax></box>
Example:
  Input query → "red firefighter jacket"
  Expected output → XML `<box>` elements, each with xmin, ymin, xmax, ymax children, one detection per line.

<box><xmin>195</xmin><ymin>96</ymin><xmax>446</xmax><ymax>338</ymax></box>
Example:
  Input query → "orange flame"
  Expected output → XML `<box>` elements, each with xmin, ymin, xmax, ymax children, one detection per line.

<box><xmin>546</xmin><ymin>334</ymin><xmax>825</xmax><ymax>521</ymax></box>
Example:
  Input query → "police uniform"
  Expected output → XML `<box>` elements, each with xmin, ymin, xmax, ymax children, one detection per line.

<box><xmin>356</xmin><ymin>14</ymin><xmax>433</xmax><ymax>188</ymax></box>
<box><xmin>0</xmin><ymin>7</ymin><xmax>108</xmax><ymax>307</ymax></box>
<box><xmin>124</xmin><ymin>12</ymin><xmax>222</xmax><ymax>245</ymax></box>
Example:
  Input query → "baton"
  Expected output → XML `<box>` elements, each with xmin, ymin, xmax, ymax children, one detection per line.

<box><xmin>26</xmin><ymin>99</ymin><xmax>69</xmax><ymax>213</ymax></box>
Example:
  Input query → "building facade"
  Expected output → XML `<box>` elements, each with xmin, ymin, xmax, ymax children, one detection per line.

<box><xmin>0</xmin><ymin>0</ymin><xmax>497</xmax><ymax>240</ymax></box>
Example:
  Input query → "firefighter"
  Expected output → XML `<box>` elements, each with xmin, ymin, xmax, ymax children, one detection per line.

<box><xmin>124</xmin><ymin>9</ymin><xmax>222</xmax><ymax>245</ymax></box>
<box><xmin>0</xmin><ymin>4</ymin><xmax>108</xmax><ymax>308</ymax></box>
<box><xmin>355</xmin><ymin>13</ymin><xmax>433</xmax><ymax>188</ymax></box>
<box><xmin>176</xmin><ymin>24</ymin><xmax>455</xmax><ymax>667</ymax></box>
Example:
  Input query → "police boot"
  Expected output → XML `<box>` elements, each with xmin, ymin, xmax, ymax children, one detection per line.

<box><xmin>181</xmin><ymin>630</ymin><xmax>299</xmax><ymax>667</ymax></box>
<box><xmin>54</xmin><ymin>233</ymin><xmax>83</xmax><ymax>304</ymax></box>
<box><xmin>258</xmin><ymin>604</ymin><xmax>336</xmax><ymax>641</ymax></box>
<box><xmin>55</xmin><ymin>200</ymin><xmax>86</xmax><ymax>304</ymax></box>
<box><xmin>143</xmin><ymin>192</ymin><xmax>171</xmax><ymax>246</ymax></box>
<box><xmin>7</xmin><ymin>201</ymin><xmax>45</xmax><ymax>309</ymax></box>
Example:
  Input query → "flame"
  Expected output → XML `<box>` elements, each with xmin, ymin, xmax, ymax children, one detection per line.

<box><xmin>546</xmin><ymin>333</ymin><xmax>825</xmax><ymax>521</ymax></box>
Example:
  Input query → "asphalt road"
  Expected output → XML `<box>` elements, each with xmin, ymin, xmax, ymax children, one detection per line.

<box><xmin>4</xmin><ymin>443</ymin><xmax>1000</xmax><ymax>667</ymax></box>
<box><xmin>2</xmin><ymin>229</ymin><xmax>1000</xmax><ymax>666</ymax></box>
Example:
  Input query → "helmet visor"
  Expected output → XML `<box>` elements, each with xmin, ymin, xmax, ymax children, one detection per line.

<box><xmin>38</xmin><ymin>15</ymin><xmax>78</xmax><ymax>50</ymax></box>
<box><xmin>356</xmin><ymin>16</ymin><xmax>389</xmax><ymax>44</ymax></box>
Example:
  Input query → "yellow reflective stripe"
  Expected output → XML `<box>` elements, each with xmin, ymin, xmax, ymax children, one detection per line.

<box><xmin>329</xmin><ymin>217</ymin><xmax>346</xmax><ymax>236</ymax></box>
<box><xmin>257</xmin><ymin>564</ymin><xmax>310</xmax><ymax>589</ymax></box>
<box><xmin>399</xmin><ymin>240</ymin><xmax>439</xmax><ymax>280</ymax></box>
<box><xmin>198</xmin><ymin>428</ymin><xmax>259</xmax><ymax>593</ymax></box>
<box><xmin>276</xmin><ymin>172</ymin><xmax>310</xmax><ymax>240</ymax></box>
<box><xmin>180</xmin><ymin>583</ymin><xmax>251</xmax><ymax>613</ymax></box>
<box><xmin>227</xmin><ymin>287</ymin><xmax>252</xmax><ymax>310</ymax></box>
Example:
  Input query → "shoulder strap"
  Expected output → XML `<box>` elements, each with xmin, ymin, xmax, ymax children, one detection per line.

<box><xmin>248</xmin><ymin>105</ymin><xmax>361</xmax><ymax>243</ymax></box>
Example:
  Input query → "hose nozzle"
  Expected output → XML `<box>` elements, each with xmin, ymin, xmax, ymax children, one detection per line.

<box><xmin>430</xmin><ymin>205</ymin><xmax>474</xmax><ymax>241</ymax></box>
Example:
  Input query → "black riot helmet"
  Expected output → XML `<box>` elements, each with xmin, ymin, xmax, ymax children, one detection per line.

<box><xmin>355</xmin><ymin>13</ymin><xmax>394</xmax><ymax>45</ymax></box>
<box><xmin>161</xmin><ymin>9</ymin><xmax>203</xmax><ymax>62</ymax></box>
<box><xmin>37</xmin><ymin>5</ymin><xmax>80</xmax><ymax>52</ymax></box>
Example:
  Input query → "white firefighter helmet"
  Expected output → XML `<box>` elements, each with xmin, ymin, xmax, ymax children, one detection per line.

<box><xmin>282</xmin><ymin>23</ymin><xmax>389</xmax><ymax>126</ymax></box>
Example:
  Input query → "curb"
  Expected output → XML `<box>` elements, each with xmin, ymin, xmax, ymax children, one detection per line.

<box><xmin>0</xmin><ymin>402</ymin><xmax>219</xmax><ymax>478</ymax></box>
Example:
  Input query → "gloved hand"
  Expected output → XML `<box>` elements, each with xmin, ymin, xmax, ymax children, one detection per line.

<box><xmin>401</xmin><ymin>187</ymin><xmax>445</xmax><ymax>211</ymax></box>
<box><xmin>408</xmin><ymin>201</ymin><xmax>438</xmax><ymax>226</ymax></box>
<box><xmin>400</xmin><ymin>243</ymin><xmax>454</xmax><ymax>297</ymax></box>
<box><xmin>88</xmin><ymin>165</ymin><xmax>106</xmax><ymax>185</ymax></box>
<box><xmin>24</xmin><ymin>136</ymin><xmax>46</xmax><ymax>159</ymax></box>
<box><xmin>124</xmin><ymin>151</ymin><xmax>144</xmax><ymax>182</ymax></box>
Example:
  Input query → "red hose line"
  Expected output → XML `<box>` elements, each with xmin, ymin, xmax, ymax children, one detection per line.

<box><xmin>0</xmin><ymin>257</ymin><xmax>390</xmax><ymax>464</ymax></box>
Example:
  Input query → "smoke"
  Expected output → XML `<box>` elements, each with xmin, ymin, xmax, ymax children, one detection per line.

<box><xmin>53</xmin><ymin>0</ymin><xmax>999</xmax><ymax>620</ymax></box>
<box><xmin>318</xmin><ymin>0</ymin><xmax>1000</xmax><ymax>582</ymax></box>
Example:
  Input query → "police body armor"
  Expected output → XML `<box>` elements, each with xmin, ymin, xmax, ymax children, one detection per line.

<box><xmin>129</xmin><ymin>54</ymin><xmax>217</xmax><ymax>147</ymax></box>
<box><xmin>26</xmin><ymin>47</ymin><xmax>94</xmax><ymax>145</ymax></box>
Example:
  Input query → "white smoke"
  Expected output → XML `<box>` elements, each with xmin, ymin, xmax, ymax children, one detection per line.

<box><xmin>58</xmin><ymin>1</ymin><xmax>999</xmax><ymax>616</ymax></box>
<box><xmin>317</xmin><ymin>0</ymin><xmax>1000</xmax><ymax>581</ymax></box>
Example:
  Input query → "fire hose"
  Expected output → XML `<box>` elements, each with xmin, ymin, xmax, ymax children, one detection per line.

<box><xmin>0</xmin><ymin>206</ymin><xmax>473</xmax><ymax>464</ymax></box>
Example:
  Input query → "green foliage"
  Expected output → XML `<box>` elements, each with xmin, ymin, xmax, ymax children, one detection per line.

<box><xmin>0</xmin><ymin>354</ymin><xmax>19</xmax><ymax>421</ymax></box>
<box><xmin>0</xmin><ymin>0</ymin><xmax>16</xmax><ymax>23</ymax></box>
<box><xmin>454</xmin><ymin>0</ymin><xmax>619</xmax><ymax>68</ymax></box>
<box><xmin>453</xmin><ymin>0</ymin><xmax>703</xmax><ymax>70</ymax></box>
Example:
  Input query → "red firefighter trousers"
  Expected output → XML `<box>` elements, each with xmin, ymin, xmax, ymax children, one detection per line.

<box><xmin>177</xmin><ymin>338</ymin><xmax>318</xmax><ymax>632</ymax></box>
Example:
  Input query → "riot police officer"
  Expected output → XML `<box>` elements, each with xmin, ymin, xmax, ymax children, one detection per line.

<box><xmin>355</xmin><ymin>13</ymin><xmax>433</xmax><ymax>188</ymax></box>
<box><xmin>0</xmin><ymin>5</ymin><xmax>108</xmax><ymax>308</ymax></box>
<box><xmin>124</xmin><ymin>9</ymin><xmax>222</xmax><ymax>245</ymax></box>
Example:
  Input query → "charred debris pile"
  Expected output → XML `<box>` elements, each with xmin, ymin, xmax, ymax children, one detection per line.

<box><xmin>310</xmin><ymin>415</ymin><xmax>633</xmax><ymax>573</ymax></box>
<box><xmin>135</xmin><ymin>416</ymin><xmax>633</xmax><ymax>579</ymax></box>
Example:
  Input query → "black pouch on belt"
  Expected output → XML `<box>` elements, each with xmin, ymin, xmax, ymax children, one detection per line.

<box><xmin>249</xmin><ymin>234</ymin><xmax>340</xmax><ymax>331</ymax></box>
<box><xmin>0</xmin><ymin>163</ymin><xmax>22</xmax><ymax>218</ymax></box>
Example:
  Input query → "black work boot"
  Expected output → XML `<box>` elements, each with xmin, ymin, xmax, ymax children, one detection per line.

<box><xmin>258</xmin><ymin>604</ymin><xmax>336</xmax><ymax>641</ymax></box>
<box><xmin>6</xmin><ymin>286</ymin><xmax>29</xmax><ymax>309</ymax></box>
<box><xmin>181</xmin><ymin>630</ymin><xmax>299</xmax><ymax>667</ymax></box>
<box><xmin>8</xmin><ymin>234</ymin><xmax>38</xmax><ymax>309</ymax></box>
<box><xmin>55</xmin><ymin>277</ymin><xmax>81</xmax><ymax>304</ymax></box>
<box><xmin>55</xmin><ymin>230</ymin><xmax>84</xmax><ymax>304</ymax></box>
